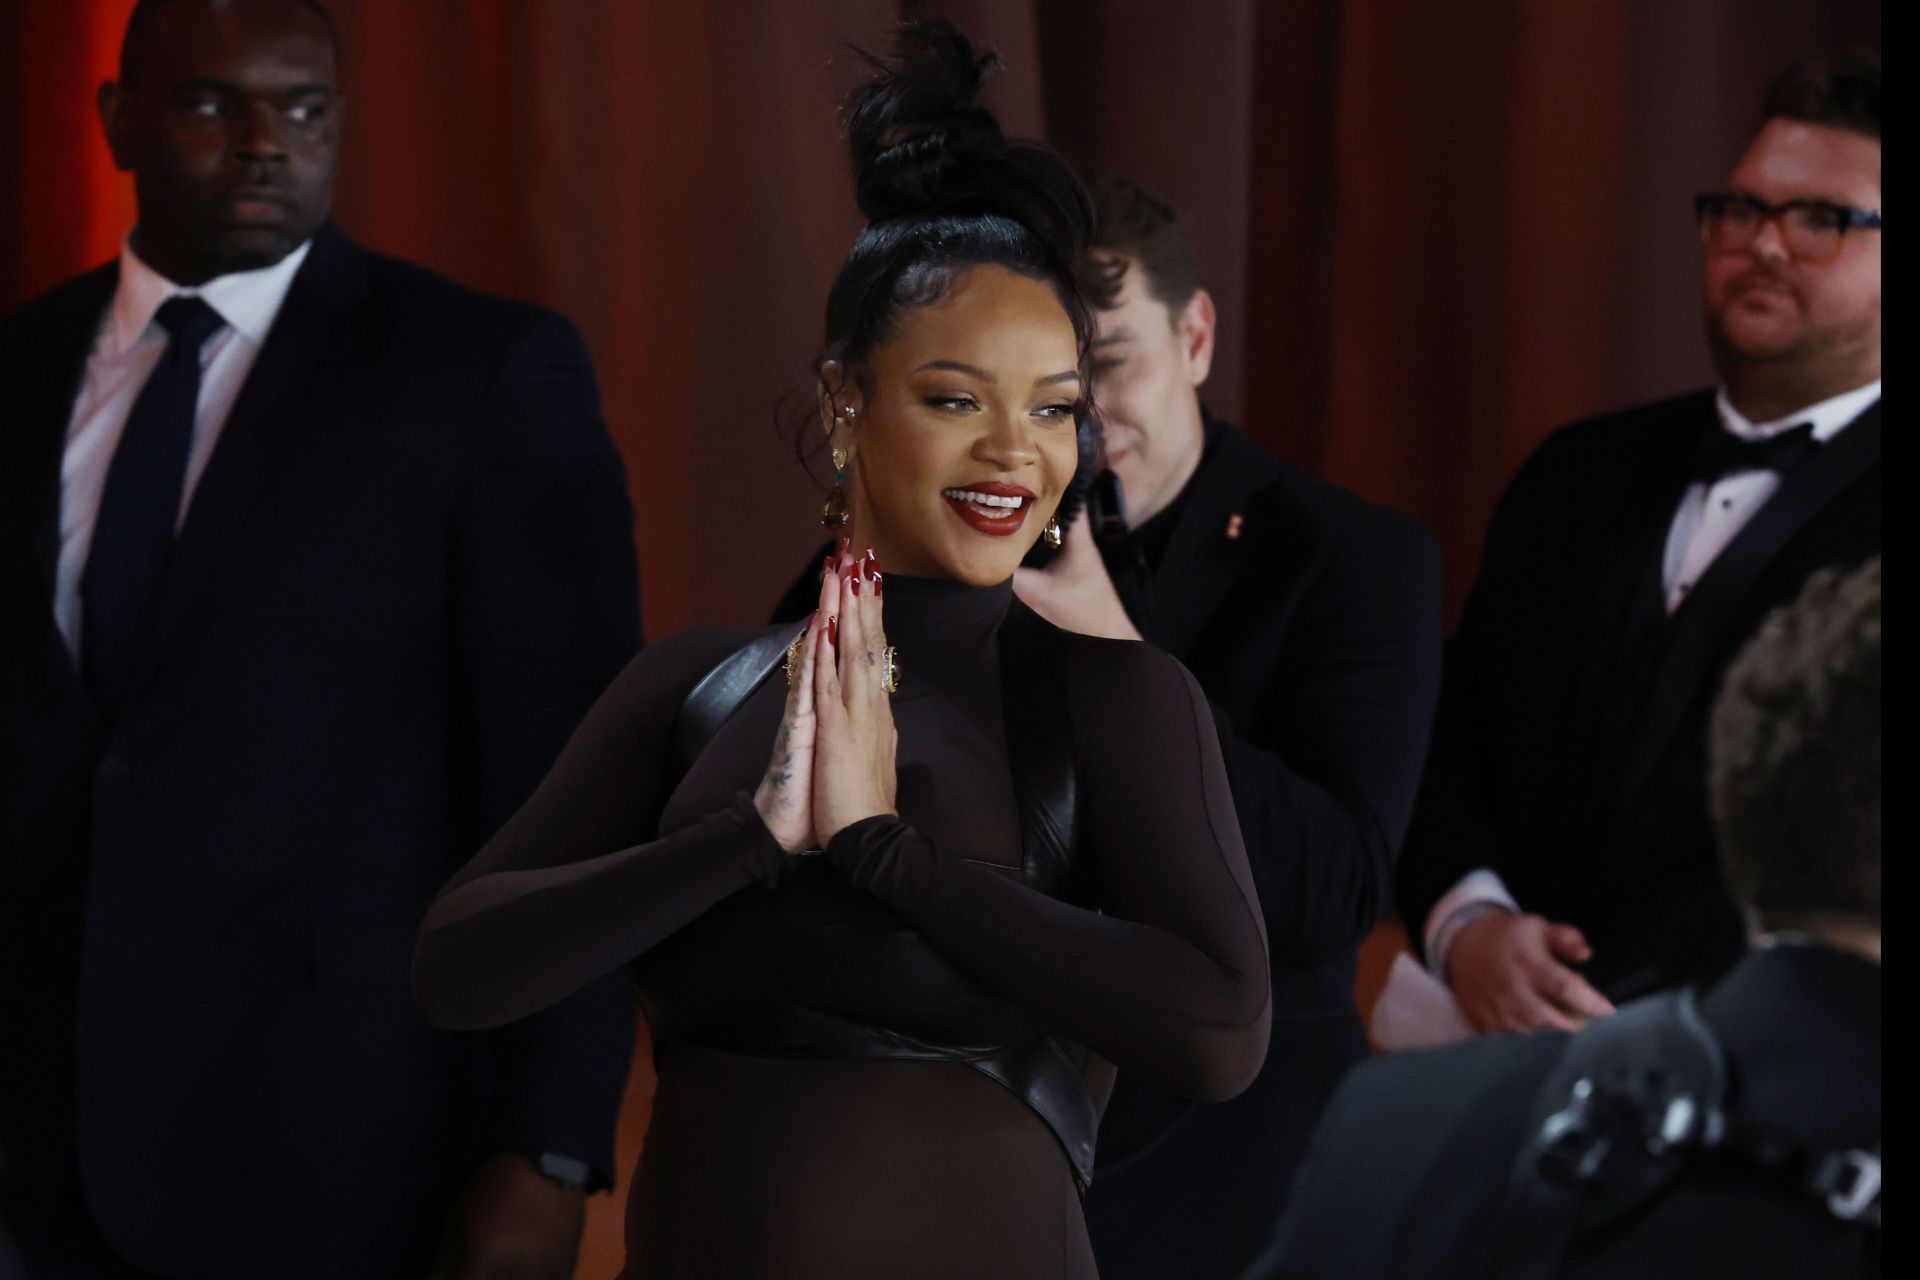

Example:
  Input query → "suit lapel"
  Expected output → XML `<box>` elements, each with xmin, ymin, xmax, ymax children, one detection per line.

<box><xmin>1141</xmin><ymin>423</ymin><xmax>1279</xmax><ymax>656</ymax></box>
<box><xmin>16</xmin><ymin>266</ymin><xmax>120</xmax><ymax>614</ymax></box>
<box><xmin>1612</xmin><ymin>402</ymin><xmax>1881</xmax><ymax>809</ymax></box>
<box><xmin>119</xmin><ymin>225</ymin><xmax>372</xmax><ymax>707</ymax></box>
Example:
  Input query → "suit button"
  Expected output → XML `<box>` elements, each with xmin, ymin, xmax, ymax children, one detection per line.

<box><xmin>99</xmin><ymin>755</ymin><xmax>130</xmax><ymax>780</ymax></box>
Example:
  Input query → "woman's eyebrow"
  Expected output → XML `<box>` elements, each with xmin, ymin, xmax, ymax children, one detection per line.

<box><xmin>915</xmin><ymin>359</ymin><xmax>993</xmax><ymax>381</ymax></box>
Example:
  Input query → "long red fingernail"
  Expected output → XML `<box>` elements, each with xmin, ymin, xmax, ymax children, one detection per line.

<box><xmin>826</xmin><ymin>615</ymin><xmax>838</xmax><ymax>646</ymax></box>
<box><xmin>850</xmin><ymin>574</ymin><xmax>861</xmax><ymax>596</ymax></box>
<box><xmin>873</xmin><ymin>570</ymin><xmax>883</xmax><ymax>596</ymax></box>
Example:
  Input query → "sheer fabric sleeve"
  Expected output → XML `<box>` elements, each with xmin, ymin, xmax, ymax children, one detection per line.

<box><xmin>825</xmin><ymin>640</ymin><xmax>1270</xmax><ymax>1100</ymax></box>
<box><xmin>412</xmin><ymin>628</ymin><xmax>791</xmax><ymax>1030</ymax></box>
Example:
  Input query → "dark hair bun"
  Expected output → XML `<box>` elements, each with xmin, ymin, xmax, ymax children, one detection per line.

<box><xmin>842</xmin><ymin>20</ymin><xmax>1090</xmax><ymax>265</ymax></box>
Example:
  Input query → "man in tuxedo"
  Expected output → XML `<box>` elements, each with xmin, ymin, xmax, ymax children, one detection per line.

<box><xmin>1271</xmin><ymin>556</ymin><xmax>1881</xmax><ymax>1279</ymax></box>
<box><xmin>1396</xmin><ymin>51</ymin><xmax>1881</xmax><ymax>1032</ymax></box>
<box><xmin>0</xmin><ymin>2</ymin><xmax>639</xmax><ymax>1275</ymax></box>
<box><xmin>1013</xmin><ymin>170</ymin><xmax>1443</xmax><ymax>1280</ymax></box>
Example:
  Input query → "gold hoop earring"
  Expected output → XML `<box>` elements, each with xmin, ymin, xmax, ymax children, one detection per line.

<box><xmin>1043</xmin><ymin>517</ymin><xmax>1064</xmax><ymax>550</ymax></box>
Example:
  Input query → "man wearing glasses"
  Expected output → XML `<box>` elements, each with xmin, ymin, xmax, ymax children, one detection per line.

<box><xmin>1396</xmin><ymin>52</ymin><xmax>1880</xmax><ymax>1038</ymax></box>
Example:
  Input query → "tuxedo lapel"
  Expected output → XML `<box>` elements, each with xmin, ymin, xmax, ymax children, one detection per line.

<box><xmin>1563</xmin><ymin>396</ymin><xmax>1712</xmax><ymax>796</ymax></box>
<box><xmin>1143</xmin><ymin>423</ymin><xmax>1280</xmax><ymax>656</ymax></box>
<box><xmin>119</xmin><ymin>226</ymin><xmax>372</xmax><ymax>707</ymax></box>
<box><xmin>1612</xmin><ymin>402</ymin><xmax>1881</xmax><ymax>810</ymax></box>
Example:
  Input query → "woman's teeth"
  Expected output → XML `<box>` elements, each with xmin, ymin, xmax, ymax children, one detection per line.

<box><xmin>943</xmin><ymin>488</ymin><xmax>1026</xmax><ymax>517</ymax></box>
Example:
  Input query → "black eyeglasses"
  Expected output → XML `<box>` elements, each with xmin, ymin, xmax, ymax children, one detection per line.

<box><xmin>1695</xmin><ymin>192</ymin><xmax>1882</xmax><ymax>262</ymax></box>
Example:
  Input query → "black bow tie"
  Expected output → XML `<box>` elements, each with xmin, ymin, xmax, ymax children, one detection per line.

<box><xmin>1689</xmin><ymin>423</ymin><xmax>1818</xmax><ymax>486</ymax></box>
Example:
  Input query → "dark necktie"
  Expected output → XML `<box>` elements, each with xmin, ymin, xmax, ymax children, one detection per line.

<box><xmin>1687</xmin><ymin>422</ymin><xmax>1818</xmax><ymax>486</ymax></box>
<box><xmin>80</xmin><ymin>295</ymin><xmax>226</xmax><ymax>708</ymax></box>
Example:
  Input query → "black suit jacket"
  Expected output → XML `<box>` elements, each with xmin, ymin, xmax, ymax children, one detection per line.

<box><xmin>0</xmin><ymin>226</ymin><xmax>640</xmax><ymax>1277</ymax></box>
<box><xmin>1083</xmin><ymin>420</ymin><xmax>1443</xmax><ymax>1280</ymax></box>
<box><xmin>1397</xmin><ymin>392</ymin><xmax>1882</xmax><ymax>998</ymax></box>
<box><xmin>1270</xmin><ymin>944</ymin><xmax>1881</xmax><ymax>1278</ymax></box>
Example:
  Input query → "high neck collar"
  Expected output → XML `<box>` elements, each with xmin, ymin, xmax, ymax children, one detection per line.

<box><xmin>871</xmin><ymin>574</ymin><xmax>1013</xmax><ymax>684</ymax></box>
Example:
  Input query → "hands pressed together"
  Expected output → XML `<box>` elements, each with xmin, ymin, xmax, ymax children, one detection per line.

<box><xmin>754</xmin><ymin>539</ymin><xmax>900</xmax><ymax>854</ymax></box>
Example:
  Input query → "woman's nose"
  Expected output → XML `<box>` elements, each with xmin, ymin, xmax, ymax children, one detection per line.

<box><xmin>971</xmin><ymin>410</ymin><xmax>1038</xmax><ymax>469</ymax></box>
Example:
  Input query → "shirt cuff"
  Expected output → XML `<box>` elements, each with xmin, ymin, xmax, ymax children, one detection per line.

<box><xmin>1423</xmin><ymin>868</ymin><xmax>1519</xmax><ymax>981</ymax></box>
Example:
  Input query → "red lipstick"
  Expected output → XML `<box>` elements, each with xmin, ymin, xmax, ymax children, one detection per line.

<box><xmin>941</xmin><ymin>481</ymin><xmax>1036</xmax><ymax>538</ymax></box>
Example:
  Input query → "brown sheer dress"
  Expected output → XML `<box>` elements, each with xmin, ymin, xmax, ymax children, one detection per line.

<box><xmin>413</xmin><ymin>576</ymin><xmax>1270</xmax><ymax>1278</ymax></box>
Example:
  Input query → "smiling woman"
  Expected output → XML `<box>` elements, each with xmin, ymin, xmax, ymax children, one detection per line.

<box><xmin>840</xmin><ymin>266</ymin><xmax>1083</xmax><ymax>571</ymax></box>
<box><xmin>811</xmin><ymin>30</ymin><xmax>1097</xmax><ymax>585</ymax></box>
<box><xmin>412</xmin><ymin>19</ymin><xmax>1271</xmax><ymax>1280</ymax></box>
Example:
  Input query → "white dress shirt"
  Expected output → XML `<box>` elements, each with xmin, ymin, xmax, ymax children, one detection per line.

<box><xmin>55</xmin><ymin>236</ymin><xmax>311</xmax><ymax>656</ymax></box>
<box><xmin>1426</xmin><ymin>378</ymin><xmax>1882</xmax><ymax>978</ymax></box>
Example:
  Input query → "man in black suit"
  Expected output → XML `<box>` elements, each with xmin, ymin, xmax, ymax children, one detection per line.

<box><xmin>1272</xmin><ymin>555</ymin><xmax>1881</xmax><ymax>1279</ymax></box>
<box><xmin>1013</xmin><ymin>171</ymin><xmax>1443</xmax><ymax>1280</ymax></box>
<box><xmin>0</xmin><ymin>2</ymin><xmax>639</xmax><ymax>1275</ymax></box>
<box><xmin>1396</xmin><ymin>52</ymin><xmax>1881</xmax><ymax>1033</ymax></box>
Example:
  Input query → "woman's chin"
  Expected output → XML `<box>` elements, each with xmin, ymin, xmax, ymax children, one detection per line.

<box><xmin>931</xmin><ymin>543</ymin><xmax>1028</xmax><ymax>587</ymax></box>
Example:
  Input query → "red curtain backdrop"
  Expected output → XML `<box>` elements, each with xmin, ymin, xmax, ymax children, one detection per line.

<box><xmin>0</xmin><ymin>2</ymin><xmax>1877</xmax><ymax>1272</ymax></box>
<box><xmin>1</xmin><ymin>0</ymin><xmax>1879</xmax><ymax>629</ymax></box>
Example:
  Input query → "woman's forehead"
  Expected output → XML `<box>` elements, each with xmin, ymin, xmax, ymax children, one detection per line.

<box><xmin>876</xmin><ymin>266</ymin><xmax>1079</xmax><ymax>379</ymax></box>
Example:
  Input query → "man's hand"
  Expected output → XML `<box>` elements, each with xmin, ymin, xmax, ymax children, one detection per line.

<box><xmin>430</xmin><ymin>1152</ymin><xmax>585</xmax><ymax>1280</ymax></box>
<box><xmin>1013</xmin><ymin>515</ymin><xmax>1141</xmax><ymax>641</ymax></box>
<box><xmin>1447</xmin><ymin>912</ymin><xmax>1616</xmax><ymax>1034</ymax></box>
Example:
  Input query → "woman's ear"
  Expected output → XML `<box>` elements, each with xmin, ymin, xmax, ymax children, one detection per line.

<box><xmin>818</xmin><ymin>360</ymin><xmax>862</xmax><ymax>430</ymax></box>
<box><xmin>816</xmin><ymin>361</ymin><xmax>843</xmax><ymax>435</ymax></box>
<box><xmin>816</xmin><ymin>360</ymin><xmax>865</xmax><ymax>448</ymax></box>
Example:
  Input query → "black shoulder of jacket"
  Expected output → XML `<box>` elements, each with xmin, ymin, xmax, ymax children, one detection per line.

<box><xmin>1203</xmin><ymin>421</ymin><xmax>1438</xmax><ymax>570</ymax></box>
<box><xmin>0</xmin><ymin>261</ymin><xmax>118</xmax><ymax>351</ymax></box>
<box><xmin>1516</xmin><ymin>389</ymin><xmax>1719</xmax><ymax>486</ymax></box>
<box><xmin>306</xmin><ymin>223</ymin><xmax>585</xmax><ymax>356</ymax></box>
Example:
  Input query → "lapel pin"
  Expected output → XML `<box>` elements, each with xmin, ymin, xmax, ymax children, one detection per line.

<box><xmin>1225</xmin><ymin>513</ymin><xmax>1244</xmax><ymax>540</ymax></box>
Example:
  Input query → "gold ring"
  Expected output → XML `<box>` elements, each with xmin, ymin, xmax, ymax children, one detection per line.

<box><xmin>783</xmin><ymin>633</ymin><xmax>805</xmax><ymax>686</ymax></box>
<box><xmin>881</xmin><ymin>645</ymin><xmax>901</xmax><ymax>695</ymax></box>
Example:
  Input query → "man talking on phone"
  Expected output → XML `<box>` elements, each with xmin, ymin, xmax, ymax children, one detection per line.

<box><xmin>1014</xmin><ymin>170</ymin><xmax>1443</xmax><ymax>1280</ymax></box>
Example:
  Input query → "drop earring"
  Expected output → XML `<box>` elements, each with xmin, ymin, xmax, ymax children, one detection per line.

<box><xmin>1043</xmin><ymin>517</ymin><xmax>1064</xmax><ymax>549</ymax></box>
<box><xmin>821</xmin><ymin>407</ymin><xmax>855</xmax><ymax>528</ymax></box>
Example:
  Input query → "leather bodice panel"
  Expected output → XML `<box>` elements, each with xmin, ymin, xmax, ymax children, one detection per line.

<box><xmin>639</xmin><ymin>589</ymin><xmax>1100</xmax><ymax>1182</ymax></box>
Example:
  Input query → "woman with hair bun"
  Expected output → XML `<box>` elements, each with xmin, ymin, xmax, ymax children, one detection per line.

<box><xmin>413</xmin><ymin>21</ymin><xmax>1269</xmax><ymax>1278</ymax></box>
